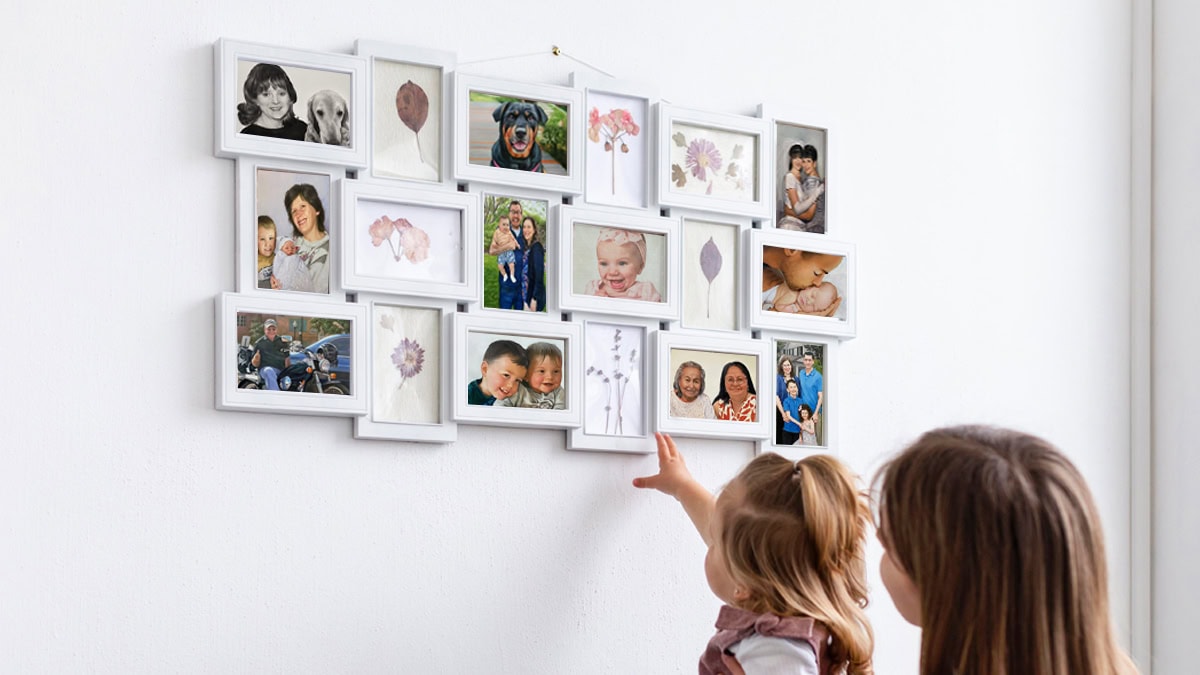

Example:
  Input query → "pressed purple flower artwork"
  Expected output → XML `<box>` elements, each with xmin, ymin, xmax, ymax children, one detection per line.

<box><xmin>583</xmin><ymin>322</ymin><xmax>644</xmax><ymax>437</ymax></box>
<box><xmin>353</xmin><ymin>199</ymin><xmax>462</xmax><ymax>283</ymax></box>
<box><xmin>681</xmin><ymin>218</ymin><xmax>738</xmax><ymax>331</ymax></box>
<box><xmin>372</xmin><ymin>304</ymin><xmax>440</xmax><ymax>424</ymax></box>
<box><xmin>668</xmin><ymin>121</ymin><xmax>757</xmax><ymax>202</ymax></box>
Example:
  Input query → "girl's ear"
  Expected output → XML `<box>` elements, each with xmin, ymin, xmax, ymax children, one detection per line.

<box><xmin>733</xmin><ymin>586</ymin><xmax>752</xmax><ymax>602</ymax></box>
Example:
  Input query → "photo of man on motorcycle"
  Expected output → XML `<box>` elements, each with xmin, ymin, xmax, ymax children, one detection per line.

<box><xmin>250</xmin><ymin>318</ymin><xmax>289</xmax><ymax>390</ymax></box>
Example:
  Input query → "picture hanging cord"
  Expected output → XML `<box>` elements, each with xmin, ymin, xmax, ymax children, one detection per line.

<box><xmin>458</xmin><ymin>45</ymin><xmax>615</xmax><ymax>79</ymax></box>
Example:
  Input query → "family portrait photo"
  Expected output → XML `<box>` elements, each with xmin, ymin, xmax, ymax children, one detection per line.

<box><xmin>254</xmin><ymin>168</ymin><xmax>334</xmax><ymax>295</ymax></box>
<box><xmin>481</xmin><ymin>192</ymin><xmax>549</xmax><ymax>312</ymax></box>
<box><xmin>771</xmin><ymin>340</ymin><xmax>828</xmax><ymax>448</ymax></box>
<box><xmin>774</xmin><ymin>121</ymin><xmax>828</xmax><ymax>234</ymax></box>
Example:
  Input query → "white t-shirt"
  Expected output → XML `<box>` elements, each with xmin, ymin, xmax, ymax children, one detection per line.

<box><xmin>728</xmin><ymin>633</ymin><xmax>819</xmax><ymax>675</ymax></box>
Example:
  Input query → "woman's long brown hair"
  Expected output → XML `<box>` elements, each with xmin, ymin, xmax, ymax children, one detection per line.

<box><xmin>874</xmin><ymin>426</ymin><xmax>1138</xmax><ymax>675</ymax></box>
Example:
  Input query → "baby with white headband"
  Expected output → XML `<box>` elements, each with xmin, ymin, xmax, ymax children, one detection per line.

<box><xmin>584</xmin><ymin>228</ymin><xmax>662</xmax><ymax>302</ymax></box>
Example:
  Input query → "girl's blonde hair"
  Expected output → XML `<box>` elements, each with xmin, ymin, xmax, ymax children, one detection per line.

<box><xmin>722</xmin><ymin>452</ymin><xmax>873</xmax><ymax>675</ymax></box>
<box><xmin>873</xmin><ymin>425</ymin><xmax>1138</xmax><ymax>675</ymax></box>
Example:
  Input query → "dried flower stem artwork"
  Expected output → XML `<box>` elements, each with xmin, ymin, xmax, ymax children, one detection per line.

<box><xmin>588</xmin><ymin>107</ymin><xmax>641</xmax><ymax>195</ymax></box>
<box><xmin>586</xmin><ymin>327</ymin><xmax>638</xmax><ymax>434</ymax></box>
<box><xmin>369</xmin><ymin>215</ymin><xmax>431</xmax><ymax>263</ymax></box>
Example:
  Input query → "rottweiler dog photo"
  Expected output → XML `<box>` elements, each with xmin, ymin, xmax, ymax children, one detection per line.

<box><xmin>491</xmin><ymin>101</ymin><xmax>548</xmax><ymax>172</ymax></box>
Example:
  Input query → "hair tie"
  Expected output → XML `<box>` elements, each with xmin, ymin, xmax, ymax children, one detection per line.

<box><xmin>793</xmin><ymin>459</ymin><xmax>803</xmax><ymax>475</ymax></box>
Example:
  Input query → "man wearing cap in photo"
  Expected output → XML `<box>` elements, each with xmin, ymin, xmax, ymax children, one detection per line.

<box><xmin>250</xmin><ymin>318</ymin><xmax>289</xmax><ymax>390</ymax></box>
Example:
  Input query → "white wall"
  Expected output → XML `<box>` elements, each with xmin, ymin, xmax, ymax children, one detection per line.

<box><xmin>1152</xmin><ymin>0</ymin><xmax>1200</xmax><ymax>673</ymax></box>
<box><xmin>1</xmin><ymin>1</ymin><xmax>1136</xmax><ymax>672</ymax></box>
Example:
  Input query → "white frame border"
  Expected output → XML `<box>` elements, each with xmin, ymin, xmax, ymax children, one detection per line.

<box><xmin>567</xmin><ymin>314</ymin><xmax>659</xmax><ymax>454</ymax></box>
<box><xmin>747</xmin><ymin>229</ymin><xmax>857</xmax><ymax>338</ymax></box>
<box><xmin>656</xmin><ymin>103</ymin><xmax>771</xmax><ymax>220</ymax></box>
<box><xmin>215</xmin><ymin>291</ymin><xmax>368</xmax><ymax>416</ymax></box>
<box><xmin>756</xmin><ymin>332</ymin><xmax>839</xmax><ymax>456</ymax></box>
<box><xmin>555</xmin><ymin>204</ymin><xmax>681</xmax><ymax>321</ymax></box>
<box><xmin>353</xmin><ymin>293</ymin><xmax>457</xmax><ymax>443</ymax></box>
<box><xmin>452</xmin><ymin>314</ymin><xmax>583</xmax><ymax>428</ymax></box>
<box><xmin>569</xmin><ymin>72</ymin><xmax>658</xmax><ymax>211</ymax></box>
<box><xmin>654</xmin><ymin>331</ymin><xmax>771</xmax><ymax>441</ymax></box>
<box><xmin>214</xmin><ymin>38</ymin><xmax>368</xmax><ymax>167</ymax></box>
<box><xmin>759</xmin><ymin>103</ymin><xmax>833</xmax><ymax>235</ymax></box>
<box><xmin>667</xmin><ymin>207</ymin><xmax>752</xmax><ymax>337</ymax></box>
<box><xmin>339</xmin><ymin>179</ymin><xmax>481</xmax><ymax>301</ymax></box>
<box><xmin>453</xmin><ymin>73</ymin><xmax>584</xmax><ymax>194</ymax></box>
<box><xmin>355</xmin><ymin>40</ymin><xmax>456</xmax><ymax>188</ymax></box>
<box><xmin>235</xmin><ymin>156</ymin><xmax>346</xmax><ymax>298</ymax></box>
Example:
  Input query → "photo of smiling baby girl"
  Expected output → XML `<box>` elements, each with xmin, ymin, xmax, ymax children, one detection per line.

<box><xmin>572</xmin><ymin>224</ymin><xmax>667</xmax><ymax>304</ymax></box>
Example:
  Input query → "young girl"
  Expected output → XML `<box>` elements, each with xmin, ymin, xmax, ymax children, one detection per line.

<box><xmin>585</xmin><ymin>228</ymin><xmax>662</xmax><ymax>302</ymax></box>
<box><xmin>873</xmin><ymin>425</ymin><xmax>1139</xmax><ymax>675</ymax></box>
<box><xmin>634</xmin><ymin>433</ymin><xmax>873</xmax><ymax>675</ymax></box>
<box><xmin>237</xmin><ymin>63</ymin><xmax>308</xmax><ymax>141</ymax></box>
<box><xmin>798</xmin><ymin>404</ymin><xmax>818</xmax><ymax>446</ymax></box>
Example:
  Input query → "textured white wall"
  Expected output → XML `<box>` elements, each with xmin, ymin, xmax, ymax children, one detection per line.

<box><xmin>0</xmin><ymin>1</ymin><xmax>1134</xmax><ymax>672</ymax></box>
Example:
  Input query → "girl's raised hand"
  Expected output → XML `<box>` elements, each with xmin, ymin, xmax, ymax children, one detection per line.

<box><xmin>632</xmin><ymin>432</ymin><xmax>695</xmax><ymax>499</ymax></box>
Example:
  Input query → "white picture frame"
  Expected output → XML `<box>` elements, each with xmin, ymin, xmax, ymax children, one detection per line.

<box><xmin>655</xmin><ymin>331</ymin><xmax>771</xmax><ymax>441</ymax></box>
<box><xmin>569</xmin><ymin>72</ymin><xmax>657</xmax><ymax>211</ymax></box>
<box><xmin>339</xmin><ymin>179</ymin><xmax>481</xmax><ymax>301</ymax></box>
<box><xmin>236</xmin><ymin>156</ymin><xmax>346</xmax><ymax>298</ymax></box>
<box><xmin>656</xmin><ymin>103</ymin><xmax>770</xmax><ymax>220</ymax></box>
<box><xmin>555</xmin><ymin>204</ymin><xmax>681</xmax><ymax>321</ymax></box>
<box><xmin>214</xmin><ymin>38</ymin><xmax>367</xmax><ymax>167</ymax></box>
<box><xmin>747</xmin><ymin>229</ymin><xmax>856</xmax><ymax>338</ymax></box>
<box><xmin>452</xmin><ymin>314</ymin><xmax>583</xmax><ymax>428</ymax></box>
<box><xmin>453</xmin><ymin>73</ymin><xmax>584</xmax><ymax>194</ymax></box>
<box><xmin>215</xmin><ymin>291</ymin><xmax>368</xmax><ymax>416</ymax></box>
<box><xmin>566</xmin><ymin>314</ymin><xmax>658</xmax><ymax>454</ymax></box>
<box><xmin>671</xmin><ymin>209</ymin><xmax>751</xmax><ymax>335</ymax></box>
<box><xmin>756</xmin><ymin>333</ymin><xmax>838</xmax><ymax>456</ymax></box>
<box><xmin>759</xmin><ymin>103</ymin><xmax>831</xmax><ymax>235</ymax></box>
<box><xmin>354</xmin><ymin>293</ymin><xmax>457</xmax><ymax>443</ymax></box>
<box><xmin>470</xmin><ymin>184</ymin><xmax>561</xmax><ymax>318</ymax></box>
<box><xmin>355</xmin><ymin>40</ymin><xmax>455</xmax><ymax>187</ymax></box>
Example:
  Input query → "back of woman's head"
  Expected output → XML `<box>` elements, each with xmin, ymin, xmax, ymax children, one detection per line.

<box><xmin>723</xmin><ymin>452</ymin><xmax>873</xmax><ymax>675</ymax></box>
<box><xmin>874</xmin><ymin>425</ymin><xmax>1137</xmax><ymax>675</ymax></box>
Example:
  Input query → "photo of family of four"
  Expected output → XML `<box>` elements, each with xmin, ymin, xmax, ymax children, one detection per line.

<box><xmin>486</xmin><ymin>200</ymin><xmax>546</xmax><ymax>312</ymax></box>
<box><xmin>774</xmin><ymin>351</ymin><xmax>824</xmax><ymax>446</ymax></box>
<box><xmin>669</xmin><ymin>360</ymin><xmax>758</xmax><ymax>422</ymax></box>
<box><xmin>467</xmin><ymin>339</ymin><xmax>565</xmax><ymax>409</ymax></box>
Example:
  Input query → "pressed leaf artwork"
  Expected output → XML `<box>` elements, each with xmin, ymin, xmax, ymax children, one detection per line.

<box><xmin>700</xmin><ymin>237</ymin><xmax>723</xmax><ymax>318</ymax></box>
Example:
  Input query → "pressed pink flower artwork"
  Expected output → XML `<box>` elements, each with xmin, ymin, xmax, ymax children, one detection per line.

<box><xmin>587</xmin><ymin>106</ymin><xmax>641</xmax><ymax>195</ymax></box>
<box><xmin>368</xmin><ymin>214</ymin><xmax>432</xmax><ymax>264</ymax></box>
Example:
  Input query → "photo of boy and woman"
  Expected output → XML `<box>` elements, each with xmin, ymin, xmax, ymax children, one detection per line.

<box><xmin>773</xmin><ymin>342</ymin><xmax>826</xmax><ymax>447</ymax></box>
<box><xmin>482</xmin><ymin>194</ymin><xmax>548</xmax><ymax>312</ymax></box>
<box><xmin>255</xmin><ymin>169</ymin><xmax>333</xmax><ymax>294</ymax></box>
<box><xmin>466</xmin><ymin>333</ymin><xmax>566</xmax><ymax>409</ymax></box>
<box><xmin>572</xmin><ymin>224</ymin><xmax>666</xmax><ymax>303</ymax></box>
